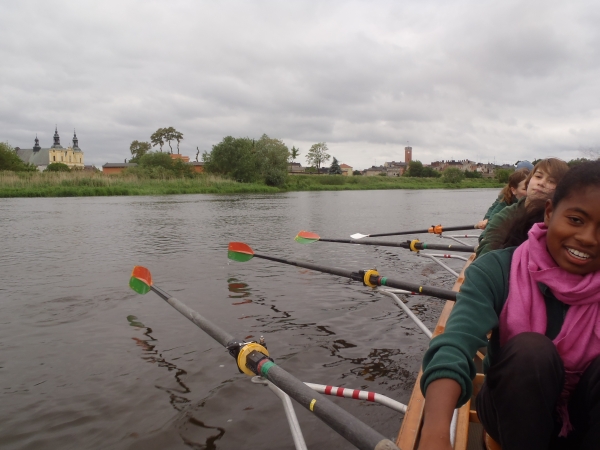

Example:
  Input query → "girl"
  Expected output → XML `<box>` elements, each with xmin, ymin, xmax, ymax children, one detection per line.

<box><xmin>476</xmin><ymin>168</ymin><xmax>530</xmax><ymax>229</ymax></box>
<box><xmin>477</xmin><ymin>158</ymin><xmax>569</xmax><ymax>257</ymax></box>
<box><xmin>418</xmin><ymin>160</ymin><xmax>600</xmax><ymax>450</ymax></box>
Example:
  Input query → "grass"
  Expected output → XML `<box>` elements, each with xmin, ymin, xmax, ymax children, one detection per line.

<box><xmin>0</xmin><ymin>171</ymin><xmax>278</xmax><ymax>197</ymax></box>
<box><xmin>0</xmin><ymin>171</ymin><xmax>504</xmax><ymax>198</ymax></box>
<box><xmin>283</xmin><ymin>175</ymin><xmax>504</xmax><ymax>191</ymax></box>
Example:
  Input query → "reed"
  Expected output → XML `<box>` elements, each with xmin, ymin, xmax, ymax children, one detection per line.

<box><xmin>0</xmin><ymin>171</ymin><xmax>278</xmax><ymax>197</ymax></box>
<box><xmin>0</xmin><ymin>171</ymin><xmax>503</xmax><ymax>198</ymax></box>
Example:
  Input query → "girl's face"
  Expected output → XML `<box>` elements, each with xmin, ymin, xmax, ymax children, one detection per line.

<box><xmin>544</xmin><ymin>187</ymin><xmax>600</xmax><ymax>275</ymax></box>
<box><xmin>527</xmin><ymin>168</ymin><xmax>557</xmax><ymax>201</ymax></box>
<box><xmin>510</xmin><ymin>180</ymin><xmax>527</xmax><ymax>199</ymax></box>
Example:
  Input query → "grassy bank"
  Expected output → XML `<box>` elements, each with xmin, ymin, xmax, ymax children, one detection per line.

<box><xmin>285</xmin><ymin>174</ymin><xmax>504</xmax><ymax>190</ymax></box>
<box><xmin>0</xmin><ymin>171</ymin><xmax>279</xmax><ymax>197</ymax></box>
<box><xmin>0</xmin><ymin>171</ymin><xmax>504</xmax><ymax>198</ymax></box>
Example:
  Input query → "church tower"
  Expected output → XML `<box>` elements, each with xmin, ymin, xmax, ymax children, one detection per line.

<box><xmin>72</xmin><ymin>130</ymin><xmax>81</xmax><ymax>151</ymax></box>
<box><xmin>405</xmin><ymin>146</ymin><xmax>412</xmax><ymax>164</ymax></box>
<box><xmin>33</xmin><ymin>135</ymin><xmax>41</xmax><ymax>152</ymax></box>
<box><xmin>52</xmin><ymin>126</ymin><xmax>63</xmax><ymax>148</ymax></box>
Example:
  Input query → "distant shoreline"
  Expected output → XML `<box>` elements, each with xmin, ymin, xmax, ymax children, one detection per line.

<box><xmin>0</xmin><ymin>172</ymin><xmax>503</xmax><ymax>198</ymax></box>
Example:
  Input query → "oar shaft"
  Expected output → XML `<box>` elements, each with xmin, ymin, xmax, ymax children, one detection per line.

<box><xmin>148</xmin><ymin>284</ymin><xmax>399</xmax><ymax>450</ymax></box>
<box><xmin>262</xmin><ymin>364</ymin><xmax>398</xmax><ymax>450</ymax></box>
<box><xmin>374</xmin><ymin>276</ymin><xmax>457</xmax><ymax>300</ymax></box>
<box><xmin>150</xmin><ymin>285</ymin><xmax>234</xmax><ymax>346</ymax></box>
<box><xmin>318</xmin><ymin>238</ymin><xmax>475</xmax><ymax>253</ymax></box>
<box><xmin>368</xmin><ymin>224</ymin><xmax>476</xmax><ymax>238</ymax></box>
<box><xmin>253</xmin><ymin>254</ymin><xmax>456</xmax><ymax>300</ymax></box>
<box><xmin>254</xmin><ymin>253</ymin><xmax>362</xmax><ymax>282</ymax></box>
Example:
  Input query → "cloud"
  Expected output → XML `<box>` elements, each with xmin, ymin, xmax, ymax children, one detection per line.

<box><xmin>1</xmin><ymin>0</ymin><xmax>599</xmax><ymax>169</ymax></box>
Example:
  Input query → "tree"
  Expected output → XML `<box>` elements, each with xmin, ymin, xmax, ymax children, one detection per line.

<box><xmin>442</xmin><ymin>167</ymin><xmax>465</xmax><ymax>184</ymax></box>
<box><xmin>464</xmin><ymin>169</ymin><xmax>482</xmax><ymax>179</ymax></box>
<box><xmin>404</xmin><ymin>160</ymin><xmax>424</xmax><ymax>177</ymax></box>
<box><xmin>567</xmin><ymin>158</ymin><xmax>591</xmax><ymax>167</ymax></box>
<box><xmin>495</xmin><ymin>168</ymin><xmax>513</xmax><ymax>183</ymax></box>
<box><xmin>288</xmin><ymin>145</ymin><xmax>300</xmax><ymax>171</ymax></box>
<box><xmin>129</xmin><ymin>140</ymin><xmax>151</xmax><ymax>162</ymax></box>
<box><xmin>254</xmin><ymin>134</ymin><xmax>289</xmax><ymax>187</ymax></box>
<box><xmin>203</xmin><ymin>136</ymin><xmax>258</xmax><ymax>183</ymax></box>
<box><xmin>352</xmin><ymin>170</ymin><xmax>362</xmax><ymax>176</ymax></box>
<box><xmin>329</xmin><ymin>157</ymin><xmax>342</xmax><ymax>175</ymax></box>
<box><xmin>306</xmin><ymin>142</ymin><xmax>330</xmax><ymax>172</ymax></box>
<box><xmin>45</xmin><ymin>162</ymin><xmax>71</xmax><ymax>172</ymax></box>
<box><xmin>0</xmin><ymin>142</ymin><xmax>36</xmax><ymax>171</ymax></box>
<box><xmin>173</xmin><ymin>130</ymin><xmax>184</xmax><ymax>154</ymax></box>
<box><xmin>150</xmin><ymin>128</ymin><xmax>166</xmax><ymax>152</ymax></box>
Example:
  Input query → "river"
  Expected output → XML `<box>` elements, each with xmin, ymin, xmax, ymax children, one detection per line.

<box><xmin>0</xmin><ymin>189</ymin><xmax>497</xmax><ymax>449</ymax></box>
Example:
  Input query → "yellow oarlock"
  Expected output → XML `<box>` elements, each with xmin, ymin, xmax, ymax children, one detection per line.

<box><xmin>237</xmin><ymin>342</ymin><xmax>270</xmax><ymax>376</ymax></box>
<box><xmin>363</xmin><ymin>269</ymin><xmax>380</xmax><ymax>287</ymax></box>
<box><xmin>409</xmin><ymin>239</ymin><xmax>421</xmax><ymax>252</ymax></box>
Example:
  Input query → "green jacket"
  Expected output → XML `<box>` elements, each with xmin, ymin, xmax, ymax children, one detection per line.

<box><xmin>476</xmin><ymin>198</ymin><xmax>525</xmax><ymax>257</ymax></box>
<box><xmin>420</xmin><ymin>247</ymin><xmax>568</xmax><ymax>407</ymax></box>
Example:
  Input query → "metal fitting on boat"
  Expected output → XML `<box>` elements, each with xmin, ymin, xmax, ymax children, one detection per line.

<box><xmin>236</xmin><ymin>342</ymin><xmax>271</xmax><ymax>376</ymax></box>
<box><xmin>359</xmin><ymin>269</ymin><xmax>380</xmax><ymax>287</ymax></box>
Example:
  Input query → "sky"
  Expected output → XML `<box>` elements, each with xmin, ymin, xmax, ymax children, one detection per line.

<box><xmin>1</xmin><ymin>0</ymin><xmax>599</xmax><ymax>170</ymax></box>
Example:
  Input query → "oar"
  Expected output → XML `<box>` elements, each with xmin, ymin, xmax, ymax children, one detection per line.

<box><xmin>350</xmin><ymin>224</ymin><xmax>478</xmax><ymax>240</ymax></box>
<box><xmin>128</xmin><ymin>266</ymin><xmax>400</xmax><ymax>450</ymax></box>
<box><xmin>295</xmin><ymin>231</ymin><xmax>475</xmax><ymax>253</ymax></box>
<box><xmin>228</xmin><ymin>242</ymin><xmax>456</xmax><ymax>300</ymax></box>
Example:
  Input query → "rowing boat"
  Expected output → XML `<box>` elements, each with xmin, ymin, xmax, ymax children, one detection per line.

<box><xmin>395</xmin><ymin>253</ymin><xmax>500</xmax><ymax>450</ymax></box>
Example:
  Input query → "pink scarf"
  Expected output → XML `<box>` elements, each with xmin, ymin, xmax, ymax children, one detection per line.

<box><xmin>499</xmin><ymin>223</ymin><xmax>600</xmax><ymax>436</ymax></box>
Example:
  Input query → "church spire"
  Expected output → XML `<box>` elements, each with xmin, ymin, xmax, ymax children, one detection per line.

<box><xmin>52</xmin><ymin>126</ymin><xmax>62</xmax><ymax>148</ymax></box>
<box><xmin>72</xmin><ymin>129</ymin><xmax>80</xmax><ymax>150</ymax></box>
<box><xmin>33</xmin><ymin>134</ymin><xmax>41</xmax><ymax>151</ymax></box>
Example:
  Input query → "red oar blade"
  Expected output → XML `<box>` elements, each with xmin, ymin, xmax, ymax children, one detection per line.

<box><xmin>228</xmin><ymin>242</ymin><xmax>255</xmax><ymax>262</ymax></box>
<box><xmin>129</xmin><ymin>266</ymin><xmax>153</xmax><ymax>295</ymax></box>
<box><xmin>294</xmin><ymin>230</ymin><xmax>320</xmax><ymax>244</ymax></box>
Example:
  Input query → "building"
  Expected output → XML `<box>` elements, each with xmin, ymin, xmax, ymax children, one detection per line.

<box><xmin>383</xmin><ymin>161</ymin><xmax>407</xmax><ymax>176</ymax></box>
<box><xmin>288</xmin><ymin>162</ymin><xmax>305</xmax><ymax>174</ymax></box>
<box><xmin>16</xmin><ymin>127</ymin><xmax>84</xmax><ymax>171</ymax></box>
<box><xmin>340</xmin><ymin>163</ymin><xmax>353</xmax><ymax>176</ymax></box>
<box><xmin>405</xmin><ymin>146</ymin><xmax>412</xmax><ymax>164</ymax></box>
<box><xmin>102</xmin><ymin>154</ymin><xmax>204</xmax><ymax>174</ymax></box>
<box><xmin>364</xmin><ymin>165</ymin><xmax>386</xmax><ymax>176</ymax></box>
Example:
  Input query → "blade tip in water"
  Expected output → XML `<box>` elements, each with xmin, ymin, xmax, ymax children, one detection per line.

<box><xmin>350</xmin><ymin>233</ymin><xmax>368</xmax><ymax>240</ymax></box>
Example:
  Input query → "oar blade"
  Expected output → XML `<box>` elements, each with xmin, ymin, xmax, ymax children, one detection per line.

<box><xmin>228</xmin><ymin>242</ymin><xmax>255</xmax><ymax>262</ymax></box>
<box><xmin>129</xmin><ymin>266</ymin><xmax>153</xmax><ymax>295</ymax></box>
<box><xmin>350</xmin><ymin>233</ymin><xmax>369</xmax><ymax>240</ymax></box>
<box><xmin>294</xmin><ymin>230</ymin><xmax>320</xmax><ymax>244</ymax></box>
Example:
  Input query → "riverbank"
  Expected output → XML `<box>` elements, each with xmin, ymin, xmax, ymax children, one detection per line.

<box><xmin>0</xmin><ymin>171</ymin><xmax>503</xmax><ymax>197</ymax></box>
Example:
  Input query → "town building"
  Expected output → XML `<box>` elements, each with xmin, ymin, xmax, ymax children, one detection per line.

<box><xmin>383</xmin><ymin>161</ymin><xmax>407</xmax><ymax>176</ymax></box>
<box><xmin>16</xmin><ymin>127</ymin><xmax>84</xmax><ymax>171</ymax></box>
<box><xmin>340</xmin><ymin>163</ymin><xmax>353</xmax><ymax>176</ymax></box>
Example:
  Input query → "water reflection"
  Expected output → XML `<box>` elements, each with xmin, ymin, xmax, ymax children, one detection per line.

<box><xmin>129</xmin><ymin>316</ymin><xmax>229</xmax><ymax>448</ymax></box>
<box><xmin>227</xmin><ymin>278</ymin><xmax>252</xmax><ymax>305</ymax></box>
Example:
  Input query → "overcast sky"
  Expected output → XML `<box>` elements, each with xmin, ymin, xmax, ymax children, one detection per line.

<box><xmin>1</xmin><ymin>0</ymin><xmax>599</xmax><ymax>170</ymax></box>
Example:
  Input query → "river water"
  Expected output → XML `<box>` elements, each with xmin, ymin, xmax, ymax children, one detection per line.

<box><xmin>0</xmin><ymin>189</ymin><xmax>496</xmax><ymax>450</ymax></box>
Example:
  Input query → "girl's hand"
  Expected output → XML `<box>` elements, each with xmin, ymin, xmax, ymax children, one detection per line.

<box><xmin>475</xmin><ymin>219</ymin><xmax>488</xmax><ymax>229</ymax></box>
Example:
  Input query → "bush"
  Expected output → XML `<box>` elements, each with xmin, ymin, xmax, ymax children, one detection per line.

<box><xmin>442</xmin><ymin>167</ymin><xmax>465</xmax><ymax>184</ymax></box>
<box><xmin>464</xmin><ymin>170</ymin><xmax>482</xmax><ymax>179</ymax></box>
<box><xmin>45</xmin><ymin>162</ymin><xmax>71</xmax><ymax>172</ymax></box>
<box><xmin>495</xmin><ymin>168</ymin><xmax>513</xmax><ymax>183</ymax></box>
<box><xmin>0</xmin><ymin>142</ymin><xmax>37</xmax><ymax>172</ymax></box>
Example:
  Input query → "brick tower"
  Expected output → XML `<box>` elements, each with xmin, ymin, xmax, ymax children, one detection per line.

<box><xmin>405</xmin><ymin>146</ymin><xmax>412</xmax><ymax>164</ymax></box>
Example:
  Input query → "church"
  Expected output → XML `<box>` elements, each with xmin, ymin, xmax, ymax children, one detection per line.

<box><xmin>16</xmin><ymin>127</ymin><xmax>84</xmax><ymax>171</ymax></box>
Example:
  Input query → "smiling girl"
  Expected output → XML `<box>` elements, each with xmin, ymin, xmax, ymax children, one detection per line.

<box><xmin>418</xmin><ymin>160</ymin><xmax>600</xmax><ymax>450</ymax></box>
<box><xmin>477</xmin><ymin>158</ymin><xmax>569</xmax><ymax>257</ymax></box>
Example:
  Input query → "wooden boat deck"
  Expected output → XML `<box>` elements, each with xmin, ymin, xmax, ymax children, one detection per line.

<box><xmin>396</xmin><ymin>253</ymin><xmax>491</xmax><ymax>450</ymax></box>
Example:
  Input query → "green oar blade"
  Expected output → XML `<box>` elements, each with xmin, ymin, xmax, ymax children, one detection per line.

<box><xmin>129</xmin><ymin>266</ymin><xmax>153</xmax><ymax>295</ymax></box>
<box><xmin>294</xmin><ymin>230</ymin><xmax>320</xmax><ymax>244</ymax></box>
<box><xmin>228</xmin><ymin>242</ymin><xmax>254</xmax><ymax>262</ymax></box>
